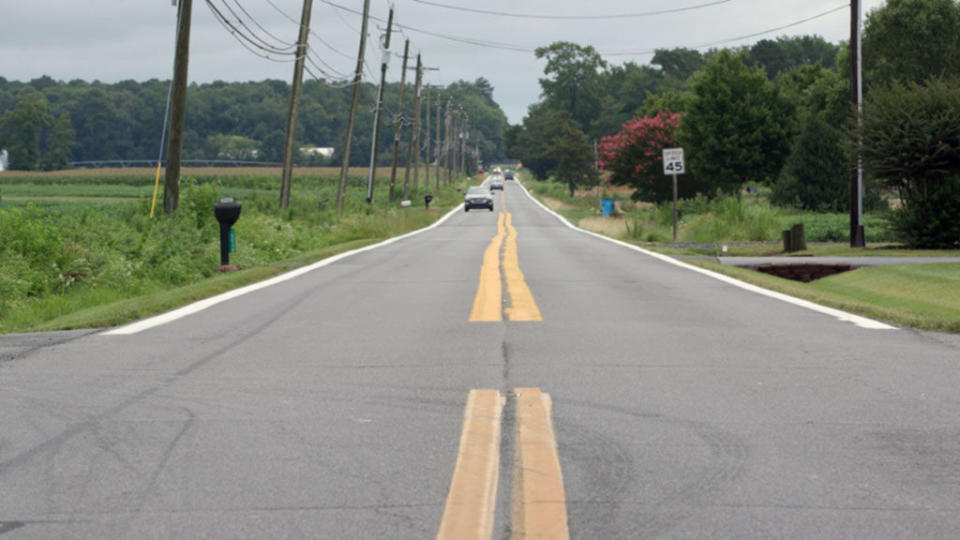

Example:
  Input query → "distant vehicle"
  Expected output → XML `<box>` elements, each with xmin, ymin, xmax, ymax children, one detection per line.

<box><xmin>504</xmin><ymin>171</ymin><xmax>514</xmax><ymax>180</ymax></box>
<box><xmin>464</xmin><ymin>186</ymin><xmax>494</xmax><ymax>211</ymax></box>
<box><xmin>489</xmin><ymin>179</ymin><xmax>504</xmax><ymax>191</ymax></box>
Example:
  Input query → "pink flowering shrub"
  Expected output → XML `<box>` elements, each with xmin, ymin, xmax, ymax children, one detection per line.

<box><xmin>599</xmin><ymin>111</ymin><xmax>700</xmax><ymax>202</ymax></box>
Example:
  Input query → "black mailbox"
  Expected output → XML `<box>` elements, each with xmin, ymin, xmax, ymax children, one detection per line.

<box><xmin>424</xmin><ymin>193</ymin><xmax>434</xmax><ymax>209</ymax></box>
<box><xmin>214</xmin><ymin>198</ymin><xmax>242</xmax><ymax>269</ymax></box>
<box><xmin>214</xmin><ymin>198</ymin><xmax>242</xmax><ymax>227</ymax></box>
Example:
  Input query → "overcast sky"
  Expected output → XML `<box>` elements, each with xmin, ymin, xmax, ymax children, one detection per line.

<box><xmin>1</xmin><ymin>0</ymin><xmax>887</xmax><ymax>124</ymax></box>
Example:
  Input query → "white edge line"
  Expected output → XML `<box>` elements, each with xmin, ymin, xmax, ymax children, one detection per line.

<box><xmin>515</xmin><ymin>178</ymin><xmax>896</xmax><ymax>331</ymax></box>
<box><xmin>102</xmin><ymin>203</ymin><xmax>466</xmax><ymax>336</ymax></box>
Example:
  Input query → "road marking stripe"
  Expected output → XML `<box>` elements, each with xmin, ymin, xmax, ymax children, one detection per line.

<box><xmin>469</xmin><ymin>213</ymin><xmax>506</xmax><ymax>322</ymax></box>
<box><xmin>514</xmin><ymin>179</ymin><xmax>896</xmax><ymax>331</ymax></box>
<box><xmin>503</xmin><ymin>212</ymin><xmax>543</xmax><ymax>322</ymax></box>
<box><xmin>437</xmin><ymin>389</ymin><xmax>505</xmax><ymax>540</ymax></box>
<box><xmin>512</xmin><ymin>387</ymin><xmax>569</xmax><ymax>540</ymax></box>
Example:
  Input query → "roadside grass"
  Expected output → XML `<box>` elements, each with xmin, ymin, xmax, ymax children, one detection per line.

<box><xmin>28</xmin><ymin>239</ymin><xmax>376</xmax><ymax>332</ymax></box>
<box><xmin>1</xmin><ymin>168</ymin><xmax>467</xmax><ymax>333</ymax></box>
<box><xmin>682</xmin><ymin>260</ymin><xmax>960</xmax><ymax>333</ymax></box>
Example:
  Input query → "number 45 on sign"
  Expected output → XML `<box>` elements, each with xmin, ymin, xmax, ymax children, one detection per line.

<box><xmin>662</xmin><ymin>148</ymin><xmax>685</xmax><ymax>175</ymax></box>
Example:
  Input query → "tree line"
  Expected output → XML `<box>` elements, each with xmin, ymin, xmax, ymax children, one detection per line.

<box><xmin>0</xmin><ymin>75</ymin><xmax>510</xmax><ymax>171</ymax></box>
<box><xmin>507</xmin><ymin>0</ymin><xmax>960</xmax><ymax>247</ymax></box>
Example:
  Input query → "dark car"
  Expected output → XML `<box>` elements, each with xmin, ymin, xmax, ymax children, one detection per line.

<box><xmin>504</xmin><ymin>170</ymin><xmax>515</xmax><ymax>180</ymax></box>
<box><xmin>464</xmin><ymin>186</ymin><xmax>494</xmax><ymax>212</ymax></box>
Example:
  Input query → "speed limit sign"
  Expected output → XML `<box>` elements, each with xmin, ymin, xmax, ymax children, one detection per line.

<box><xmin>662</xmin><ymin>148</ymin><xmax>685</xmax><ymax>175</ymax></box>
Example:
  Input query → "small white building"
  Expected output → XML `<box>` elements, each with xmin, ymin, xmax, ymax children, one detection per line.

<box><xmin>299</xmin><ymin>146</ymin><xmax>334</xmax><ymax>159</ymax></box>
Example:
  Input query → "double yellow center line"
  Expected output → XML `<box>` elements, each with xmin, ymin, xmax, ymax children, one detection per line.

<box><xmin>437</xmin><ymin>388</ymin><xmax>569</xmax><ymax>540</ymax></box>
<box><xmin>469</xmin><ymin>191</ymin><xmax>542</xmax><ymax>322</ymax></box>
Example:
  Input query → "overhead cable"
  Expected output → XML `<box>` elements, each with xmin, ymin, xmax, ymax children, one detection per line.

<box><xmin>407</xmin><ymin>0</ymin><xmax>732</xmax><ymax>20</ymax></box>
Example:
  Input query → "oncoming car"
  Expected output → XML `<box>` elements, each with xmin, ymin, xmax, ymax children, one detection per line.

<box><xmin>464</xmin><ymin>186</ymin><xmax>494</xmax><ymax>212</ymax></box>
<box><xmin>489</xmin><ymin>179</ymin><xmax>504</xmax><ymax>191</ymax></box>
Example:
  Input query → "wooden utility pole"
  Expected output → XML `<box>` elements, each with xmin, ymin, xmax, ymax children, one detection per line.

<box><xmin>435</xmin><ymin>99</ymin><xmax>442</xmax><ymax>189</ymax></box>
<box><xmin>163</xmin><ymin>0</ymin><xmax>192</xmax><ymax>214</ymax></box>
<box><xmin>388</xmin><ymin>39</ymin><xmax>410</xmax><ymax>203</ymax></box>
<box><xmin>365</xmin><ymin>7</ymin><xmax>394</xmax><ymax>204</ymax></box>
<box><xmin>452</xmin><ymin>108</ymin><xmax>461</xmax><ymax>180</ymax></box>
<box><xmin>403</xmin><ymin>54</ymin><xmax>423</xmax><ymax>198</ymax></box>
<box><xmin>460</xmin><ymin>113</ymin><xmax>468</xmax><ymax>175</ymax></box>
<box><xmin>444</xmin><ymin>101</ymin><xmax>453</xmax><ymax>185</ymax></box>
<box><xmin>279</xmin><ymin>0</ymin><xmax>313</xmax><ymax>209</ymax></box>
<box><xmin>424</xmin><ymin>86</ymin><xmax>431</xmax><ymax>191</ymax></box>
<box><xmin>335</xmin><ymin>0</ymin><xmax>371</xmax><ymax>213</ymax></box>
<box><xmin>849</xmin><ymin>0</ymin><xmax>865</xmax><ymax>247</ymax></box>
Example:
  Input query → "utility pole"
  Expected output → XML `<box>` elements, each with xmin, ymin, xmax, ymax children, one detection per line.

<box><xmin>279</xmin><ymin>0</ymin><xmax>313</xmax><ymax>209</ymax></box>
<box><xmin>365</xmin><ymin>7</ymin><xmax>394</xmax><ymax>204</ymax></box>
<box><xmin>460</xmin><ymin>113</ymin><xmax>468</xmax><ymax>176</ymax></box>
<box><xmin>445</xmin><ymin>101</ymin><xmax>454</xmax><ymax>185</ymax></box>
<box><xmin>336</xmin><ymin>0</ymin><xmax>371</xmax><ymax>212</ymax></box>
<box><xmin>402</xmin><ymin>54</ymin><xmax>422</xmax><ymax>199</ymax></box>
<box><xmin>388</xmin><ymin>38</ymin><xmax>410</xmax><ymax>203</ymax></box>
<box><xmin>163</xmin><ymin>0</ymin><xmax>192</xmax><ymax>214</ymax></box>
<box><xmin>424</xmin><ymin>86</ymin><xmax>431</xmax><ymax>191</ymax></box>
<box><xmin>435</xmin><ymin>98</ymin><xmax>442</xmax><ymax>189</ymax></box>
<box><xmin>849</xmin><ymin>0</ymin><xmax>865</xmax><ymax>247</ymax></box>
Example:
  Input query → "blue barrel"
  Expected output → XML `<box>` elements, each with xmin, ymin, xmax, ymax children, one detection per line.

<box><xmin>601</xmin><ymin>198</ymin><xmax>615</xmax><ymax>217</ymax></box>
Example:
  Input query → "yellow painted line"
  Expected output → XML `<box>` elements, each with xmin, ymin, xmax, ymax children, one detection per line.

<box><xmin>512</xmin><ymin>387</ymin><xmax>569</xmax><ymax>540</ymax></box>
<box><xmin>502</xmin><ymin>212</ymin><xmax>543</xmax><ymax>321</ymax></box>
<box><xmin>469</xmin><ymin>212</ymin><xmax>506</xmax><ymax>322</ymax></box>
<box><xmin>437</xmin><ymin>389</ymin><xmax>506</xmax><ymax>540</ymax></box>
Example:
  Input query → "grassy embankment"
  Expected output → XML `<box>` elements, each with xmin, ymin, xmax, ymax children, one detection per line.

<box><xmin>523</xmin><ymin>175</ymin><xmax>960</xmax><ymax>333</ymax></box>
<box><xmin>0</xmin><ymin>167</ymin><xmax>470</xmax><ymax>333</ymax></box>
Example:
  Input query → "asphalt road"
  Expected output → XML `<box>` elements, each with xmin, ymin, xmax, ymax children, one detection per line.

<box><xmin>3</xmin><ymin>179</ymin><xmax>960</xmax><ymax>539</ymax></box>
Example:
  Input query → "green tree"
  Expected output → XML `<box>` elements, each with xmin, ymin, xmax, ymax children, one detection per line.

<box><xmin>206</xmin><ymin>134</ymin><xmax>260</xmax><ymax>160</ymax></box>
<box><xmin>512</xmin><ymin>104</ymin><xmax>571</xmax><ymax>180</ymax></box>
<box><xmin>863</xmin><ymin>0</ymin><xmax>960</xmax><ymax>87</ymax></box>
<box><xmin>547</xmin><ymin>124</ymin><xmax>599</xmax><ymax>196</ymax></box>
<box><xmin>859</xmin><ymin>78</ymin><xmax>960</xmax><ymax>247</ymax></box>
<box><xmin>771</xmin><ymin>113</ymin><xmax>849</xmax><ymax>211</ymax></box>
<box><xmin>681</xmin><ymin>50</ymin><xmax>796</xmax><ymax>195</ymax></box>
<box><xmin>749</xmin><ymin>39</ymin><xmax>789</xmax><ymax>80</ymax></box>
<box><xmin>42</xmin><ymin>112</ymin><xmax>75</xmax><ymax>170</ymax></box>
<box><xmin>535</xmin><ymin>42</ymin><xmax>607</xmax><ymax>131</ymax></box>
<box><xmin>0</xmin><ymin>90</ymin><xmax>51</xmax><ymax>170</ymax></box>
<box><xmin>651</xmin><ymin>48</ymin><xmax>705</xmax><ymax>81</ymax></box>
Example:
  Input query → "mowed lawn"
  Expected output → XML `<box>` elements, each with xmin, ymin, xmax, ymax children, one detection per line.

<box><xmin>813</xmin><ymin>263</ymin><xmax>960</xmax><ymax>328</ymax></box>
<box><xmin>689</xmin><ymin>260</ymin><xmax>960</xmax><ymax>332</ymax></box>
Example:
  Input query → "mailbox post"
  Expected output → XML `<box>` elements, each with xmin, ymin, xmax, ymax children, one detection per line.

<box><xmin>424</xmin><ymin>193</ymin><xmax>433</xmax><ymax>209</ymax></box>
<box><xmin>214</xmin><ymin>198</ymin><xmax>242</xmax><ymax>271</ymax></box>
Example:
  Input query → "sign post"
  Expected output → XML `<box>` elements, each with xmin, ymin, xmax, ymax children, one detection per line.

<box><xmin>662</xmin><ymin>148</ymin><xmax>685</xmax><ymax>241</ymax></box>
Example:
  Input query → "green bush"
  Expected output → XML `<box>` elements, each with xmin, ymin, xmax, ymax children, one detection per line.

<box><xmin>860</xmin><ymin>78</ymin><xmax>960</xmax><ymax>247</ymax></box>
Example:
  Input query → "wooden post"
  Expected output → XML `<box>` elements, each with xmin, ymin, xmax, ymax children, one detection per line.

<box><xmin>335</xmin><ymin>0</ymin><xmax>371</xmax><ymax>212</ymax></box>
<box><xmin>388</xmin><ymin>39</ymin><xmax>410</xmax><ymax>203</ymax></box>
<box><xmin>163</xmin><ymin>0</ymin><xmax>192</xmax><ymax>214</ymax></box>
<box><xmin>279</xmin><ymin>0</ymin><xmax>313</xmax><ymax>209</ymax></box>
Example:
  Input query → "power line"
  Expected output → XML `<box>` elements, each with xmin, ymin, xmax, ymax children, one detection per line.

<box><xmin>215</xmin><ymin>0</ymin><xmax>296</xmax><ymax>53</ymax></box>
<box><xmin>263</xmin><ymin>0</ymin><xmax>355</xmax><ymax>60</ymax></box>
<box><xmin>321</xmin><ymin>0</ymin><xmax>848</xmax><ymax>58</ymax></box>
<box><xmin>230</xmin><ymin>0</ymin><xmax>297</xmax><ymax>48</ymax></box>
<box><xmin>407</xmin><ymin>0</ymin><xmax>732</xmax><ymax>20</ymax></box>
<box><xmin>603</xmin><ymin>4</ymin><xmax>849</xmax><ymax>55</ymax></box>
<box><xmin>205</xmin><ymin>0</ymin><xmax>297</xmax><ymax>58</ymax></box>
